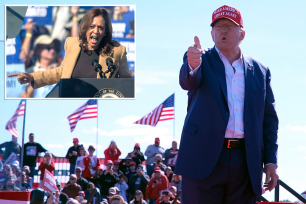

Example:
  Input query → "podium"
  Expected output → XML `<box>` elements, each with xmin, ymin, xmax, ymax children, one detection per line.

<box><xmin>46</xmin><ymin>78</ymin><xmax>134</xmax><ymax>98</ymax></box>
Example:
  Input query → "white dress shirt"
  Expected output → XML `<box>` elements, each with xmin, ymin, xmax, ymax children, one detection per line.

<box><xmin>189</xmin><ymin>46</ymin><xmax>245</xmax><ymax>138</ymax></box>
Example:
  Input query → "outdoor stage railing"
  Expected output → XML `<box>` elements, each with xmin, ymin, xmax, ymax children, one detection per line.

<box><xmin>257</xmin><ymin>179</ymin><xmax>306</xmax><ymax>203</ymax></box>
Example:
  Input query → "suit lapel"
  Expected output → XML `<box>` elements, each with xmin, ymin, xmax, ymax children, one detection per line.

<box><xmin>210</xmin><ymin>47</ymin><xmax>228</xmax><ymax>102</ymax></box>
<box><xmin>61</xmin><ymin>40</ymin><xmax>81</xmax><ymax>78</ymax></box>
<box><xmin>243</xmin><ymin>54</ymin><xmax>254</xmax><ymax>107</ymax></box>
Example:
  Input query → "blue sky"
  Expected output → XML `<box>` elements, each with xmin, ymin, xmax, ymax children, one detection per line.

<box><xmin>1</xmin><ymin>0</ymin><xmax>306</xmax><ymax>202</ymax></box>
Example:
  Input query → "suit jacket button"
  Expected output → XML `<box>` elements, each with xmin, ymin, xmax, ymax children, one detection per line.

<box><xmin>221</xmin><ymin>131</ymin><xmax>225</xmax><ymax>136</ymax></box>
<box><xmin>225</xmin><ymin>112</ymin><xmax>229</xmax><ymax>116</ymax></box>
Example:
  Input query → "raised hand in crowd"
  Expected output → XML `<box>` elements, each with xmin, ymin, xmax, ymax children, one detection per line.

<box><xmin>19</xmin><ymin>19</ymin><xmax>36</xmax><ymax>61</ymax></box>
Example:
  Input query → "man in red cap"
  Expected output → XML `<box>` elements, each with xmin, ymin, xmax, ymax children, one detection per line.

<box><xmin>146</xmin><ymin>167</ymin><xmax>168</xmax><ymax>204</ymax></box>
<box><xmin>176</xmin><ymin>5</ymin><xmax>279</xmax><ymax>204</ymax></box>
<box><xmin>66</xmin><ymin>137</ymin><xmax>82</xmax><ymax>175</ymax></box>
<box><xmin>145</xmin><ymin>137</ymin><xmax>165</xmax><ymax>177</ymax></box>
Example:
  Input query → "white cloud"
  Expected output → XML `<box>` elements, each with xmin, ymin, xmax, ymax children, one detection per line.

<box><xmin>116</xmin><ymin>115</ymin><xmax>142</xmax><ymax>127</ymax></box>
<box><xmin>137</xmin><ymin>70</ymin><xmax>178</xmax><ymax>85</ymax></box>
<box><xmin>284</xmin><ymin>125</ymin><xmax>306</xmax><ymax>133</ymax></box>
<box><xmin>45</xmin><ymin>144</ymin><xmax>64</xmax><ymax>149</ymax></box>
<box><xmin>298</xmin><ymin>146</ymin><xmax>306</xmax><ymax>150</ymax></box>
<box><xmin>135</xmin><ymin>86</ymin><xmax>141</xmax><ymax>93</ymax></box>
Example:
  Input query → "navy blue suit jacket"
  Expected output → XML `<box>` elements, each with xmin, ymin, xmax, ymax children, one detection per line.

<box><xmin>175</xmin><ymin>47</ymin><xmax>278</xmax><ymax>195</ymax></box>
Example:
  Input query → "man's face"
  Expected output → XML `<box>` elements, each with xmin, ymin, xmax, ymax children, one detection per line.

<box><xmin>12</xmin><ymin>136</ymin><xmax>17</xmax><ymax>143</ymax></box>
<box><xmin>172</xmin><ymin>141</ymin><xmax>177</xmax><ymax>149</ymax></box>
<box><xmin>29</xmin><ymin>135</ymin><xmax>34</xmax><ymax>143</ymax></box>
<box><xmin>169</xmin><ymin>188</ymin><xmax>176</xmax><ymax>195</ymax></box>
<box><xmin>174</xmin><ymin>175</ymin><xmax>181</xmax><ymax>182</ymax></box>
<box><xmin>155</xmin><ymin>156</ymin><xmax>161</xmax><ymax>163</ymax></box>
<box><xmin>130</xmin><ymin>164</ymin><xmax>136</xmax><ymax>171</ymax></box>
<box><xmin>113</xmin><ymin>163</ymin><xmax>119</xmax><ymax>170</ymax></box>
<box><xmin>73</xmin><ymin>141</ymin><xmax>79</xmax><ymax>146</ymax></box>
<box><xmin>155</xmin><ymin>142</ymin><xmax>159</xmax><ymax>147</ymax></box>
<box><xmin>155</xmin><ymin>171</ymin><xmax>161</xmax><ymax>178</ymax></box>
<box><xmin>76</xmin><ymin>169</ymin><xmax>82</xmax><ymax>177</ymax></box>
<box><xmin>44</xmin><ymin>155</ymin><xmax>51</xmax><ymax>163</ymax></box>
<box><xmin>211</xmin><ymin>19</ymin><xmax>245</xmax><ymax>52</ymax></box>
<box><xmin>70</xmin><ymin>177</ymin><xmax>76</xmax><ymax>185</ymax></box>
<box><xmin>89</xmin><ymin>148</ymin><xmax>95</xmax><ymax>154</ymax></box>
<box><xmin>40</xmin><ymin>43</ymin><xmax>57</xmax><ymax>62</ymax></box>
<box><xmin>110</xmin><ymin>143</ymin><xmax>116</xmax><ymax>149</ymax></box>
<box><xmin>162</xmin><ymin>194</ymin><xmax>170</xmax><ymax>202</ymax></box>
<box><xmin>107</xmin><ymin>164</ymin><xmax>113</xmax><ymax>170</ymax></box>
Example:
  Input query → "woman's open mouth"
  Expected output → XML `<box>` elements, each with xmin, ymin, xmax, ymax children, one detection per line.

<box><xmin>91</xmin><ymin>36</ymin><xmax>99</xmax><ymax>43</ymax></box>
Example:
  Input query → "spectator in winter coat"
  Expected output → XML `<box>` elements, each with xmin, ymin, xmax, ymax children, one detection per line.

<box><xmin>128</xmin><ymin>164</ymin><xmax>150</xmax><ymax>200</ymax></box>
<box><xmin>75</xmin><ymin>167</ymin><xmax>89</xmax><ymax>191</ymax></box>
<box><xmin>66</xmin><ymin>137</ymin><xmax>82</xmax><ymax>175</ymax></box>
<box><xmin>0</xmin><ymin>135</ymin><xmax>21</xmax><ymax>163</ymax></box>
<box><xmin>113</xmin><ymin>160</ymin><xmax>124</xmax><ymax>180</ymax></box>
<box><xmin>149</xmin><ymin>154</ymin><xmax>167</xmax><ymax>177</ymax></box>
<box><xmin>164</xmin><ymin>141</ymin><xmax>179</xmax><ymax>171</ymax></box>
<box><xmin>63</xmin><ymin>174</ymin><xmax>82</xmax><ymax>198</ymax></box>
<box><xmin>126</xmin><ymin>161</ymin><xmax>137</xmax><ymax>183</ymax></box>
<box><xmin>38</xmin><ymin>151</ymin><xmax>55</xmax><ymax>187</ymax></box>
<box><xmin>104</xmin><ymin>140</ymin><xmax>121</xmax><ymax>165</ymax></box>
<box><xmin>23</xmin><ymin>133</ymin><xmax>55</xmax><ymax>178</ymax></box>
<box><xmin>83</xmin><ymin>145</ymin><xmax>101</xmax><ymax>179</ymax></box>
<box><xmin>144</xmin><ymin>138</ymin><xmax>165</xmax><ymax>177</ymax></box>
<box><xmin>119</xmin><ymin>156</ymin><xmax>134</xmax><ymax>176</ymax></box>
<box><xmin>146</xmin><ymin>167</ymin><xmax>168</xmax><ymax>204</ymax></box>
<box><xmin>115</xmin><ymin>175</ymin><xmax>129</xmax><ymax>202</ymax></box>
<box><xmin>127</xmin><ymin>143</ymin><xmax>145</xmax><ymax>166</ymax></box>
<box><xmin>99</xmin><ymin>160</ymin><xmax>118</xmax><ymax>199</ymax></box>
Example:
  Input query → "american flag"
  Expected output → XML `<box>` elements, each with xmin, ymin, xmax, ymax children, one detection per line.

<box><xmin>134</xmin><ymin>94</ymin><xmax>174</xmax><ymax>126</ymax></box>
<box><xmin>5</xmin><ymin>100</ymin><xmax>26</xmax><ymax>136</ymax></box>
<box><xmin>67</xmin><ymin>100</ymin><xmax>98</xmax><ymax>132</ymax></box>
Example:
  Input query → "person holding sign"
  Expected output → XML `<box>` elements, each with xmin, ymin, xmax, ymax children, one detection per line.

<box><xmin>38</xmin><ymin>152</ymin><xmax>55</xmax><ymax>187</ymax></box>
<box><xmin>8</xmin><ymin>8</ymin><xmax>132</xmax><ymax>90</ymax></box>
<box><xmin>175</xmin><ymin>5</ymin><xmax>279</xmax><ymax>204</ymax></box>
<box><xmin>0</xmin><ymin>135</ymin><xmax>21</xmax><ymax>164</ymax></box>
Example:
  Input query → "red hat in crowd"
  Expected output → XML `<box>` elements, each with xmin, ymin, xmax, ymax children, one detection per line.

<box><xmin>73</xmin><ymin>137</ymin><xmax>79</xmax><ymax>143</ymax></box>
<box><xmin>107</xmin><ymin>160</ymin><xmax>113</xmax><ymax>165</ymax></box>
<box><xmin>130</xmin><ymin>161</ymin><xmax>136</xmax><ymax>166</ymax></box>
<box><xmin>135</xmin><ymin>143</ymin><xmax>140</xmax><ymax>147</ymax></box>
<box><xmin>78</xmin><ymin>191</ymin><xmax>85</xmax><ymax>196</ymax></box>
<box><xmin>154</xmin><ymin>167</ymin><xmax>161</xmax><ymax>172</ymax></box>
<box><xmin>97</xmin><ymin>166</ymin><xmax>103</xmax><ymax>170</ymax></box>
<box><xmin>114</xmin><ymin>160</ymin><xmax>120</xmax><ymax>164</ymax></box>
<box><xmin>210</xmin><ymin>5</ymin><xmax>244</xmax><ymax>28</ymax></box>
<box><xmin>155</xmin><ymin>137</ymin><xmax>160</xmax><ymax>143</ymax></box>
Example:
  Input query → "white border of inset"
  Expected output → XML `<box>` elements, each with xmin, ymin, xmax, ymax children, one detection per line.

<box><xmin>4</xmin><ymin>5</ymin><xmax>136</xmax><ymax>100</ymax></box>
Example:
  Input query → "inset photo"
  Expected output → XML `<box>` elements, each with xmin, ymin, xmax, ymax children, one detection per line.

<box><xmin>5</xmin><ymin>5</ymin><xmax>135</xmax><ymax>99</ymax></box>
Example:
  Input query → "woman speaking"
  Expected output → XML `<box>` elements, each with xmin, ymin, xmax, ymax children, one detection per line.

<box><xmin>9</xmin><ymin>8</ymin><xmax>132</xmax><ymax>89</ymax></box>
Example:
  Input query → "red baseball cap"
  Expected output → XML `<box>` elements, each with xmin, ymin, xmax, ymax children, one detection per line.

<box><xmin>73</xmin><ymin>137</ymin><xmax>79</xmax><ymax>143</ymax></box>
<box><xmin>211</xmin><ymin>5</ymin><xmax>244</xmax><ymax>28</ymax></box>
<box><xmin>135</xmin><ymin>143</ymin><xmax>140</xmax><ymax>147</ymax></box>
<box><xmin>130</xmin><ymin>161</ymin><xmax>136</xmax><ymax>166</ymax></box>
<box><xmin>97</xmin><ymin>166</ymin><xmax>103</xmax><ymax>170</ymax></box>
<box><xmin>107</xmin><ymin>160</ymin><xmax>113</xmax><ymax>165</ymax></box>
<box><xmin>114</xmin><ymin>160</ymin><xmax>120</xmax><ymax>164</ymax></box>
<box><xmin>154</xmin><ymin>167</ymin><xmax>161</xmax><ymax>172</ymax></box>
<box><xmin>155</xmin><ymin>137</ymin><xmax>160</xmax><ymax>143</ymax></box>
<box><xmin>78</xmin><ymin>191</ymin><xmax>85</xmax><ymax>196</ymax></box>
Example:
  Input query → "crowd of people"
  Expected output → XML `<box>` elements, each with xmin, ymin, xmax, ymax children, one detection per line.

<box><xmin>0</xmin><ymin>135</ymin><xmax>181</xmax><ymax>204</ymax></box>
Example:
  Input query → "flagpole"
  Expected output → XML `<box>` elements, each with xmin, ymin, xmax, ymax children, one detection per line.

<box><xmin>20</xmin><ymin>100</ymin><xmax>27</xmax><ymax>185</ymax></box>
<box><xmin>173</xmin><ymin>93</ymin><xmax>175</xmax><ymax>139</ymax></box>
<box><xmin>96</xmin><ymin>100</ymin><xmax>98</xmax><ymax>157</ymax></box>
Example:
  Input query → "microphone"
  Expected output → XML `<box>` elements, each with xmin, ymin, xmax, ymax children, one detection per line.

<box><xmin>91</xmin><ymin>58</ymin><xmax>103</xmax><ymax>78</ymax></box>
<box><xmin>106</xmin><ymin>57</ymin><xmax>116</xmax><ymax>78</ymax></box>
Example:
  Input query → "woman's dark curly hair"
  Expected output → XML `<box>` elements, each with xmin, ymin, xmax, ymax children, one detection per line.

<box><xmin>78</xmin><ymin>8</ymin><xmax>118</xmax><ymax>55</ymax></box>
